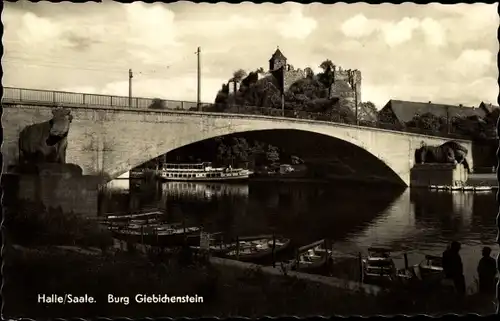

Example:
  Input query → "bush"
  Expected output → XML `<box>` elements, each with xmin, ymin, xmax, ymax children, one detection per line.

<box><xmin>3</xmin><ymin>200</ymin><xmax>113</xmax><ymax>248</ymax></box>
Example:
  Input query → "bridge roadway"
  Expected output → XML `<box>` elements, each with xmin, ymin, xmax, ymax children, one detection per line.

<box><xmin>2</xmin><ymin>89</ymin><xmax>473</xmax><ymax>187</ymax></box>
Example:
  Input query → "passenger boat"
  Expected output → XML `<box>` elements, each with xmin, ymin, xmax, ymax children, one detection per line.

<box><xmin>286</xmin><ymin>239</ymin><xmax>332</xmax><ymax>272</ymax></box>
<box><xmin>362</xmin><ymin>247</ymin><xmax>397</xmax><ymax>283</ymax></box>
<box><xmin>111</xmin><ymin>224</ymin><xmax>201</xmax><ymax>246</ymax></box>
<box><xmin>221</xmin><ymin>235</ymin><xmax>291</xmax><ymax>261</ymax></box>
<box><xmin>158</xmin><ymin>162</ymin><xmax>253</xmax><ymax>182</ymax></box>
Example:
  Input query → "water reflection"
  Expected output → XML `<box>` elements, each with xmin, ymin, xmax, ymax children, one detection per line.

<box><xmin>99</xmin><ymin>179</ymin><xmax>497</xmax><ymax>286</ymax></box>
<box><xmin>161</xmin><ymin>181</ymin><xmax>249</xmax><ymax>200</ymax></box>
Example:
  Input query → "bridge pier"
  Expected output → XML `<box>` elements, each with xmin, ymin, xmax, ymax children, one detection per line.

<box><xmin>410</xmin><ymin>163</ymin><xmax>468</xmax><ymax>188</ymax></box>
<box><xmin>6</xmin><ymin>165</ymin><xmax>104</xmax><ymax>217</ymax></box>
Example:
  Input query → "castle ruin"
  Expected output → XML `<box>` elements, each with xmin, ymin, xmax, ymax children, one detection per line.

<box><xmin>225</xmin><ymin>47</ymin><xmax>362</xmax><ymax>111</ymax></box>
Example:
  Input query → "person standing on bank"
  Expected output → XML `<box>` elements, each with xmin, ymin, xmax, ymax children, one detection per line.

<box><xmin>477</xmin><ymin>246</ymin><xmax>497</xmax><ymax>295</ymax></box>
<box><xmin>442</xmin><ymin>241</ymin><xmax>466</xmax><ymax>295</ymax></box>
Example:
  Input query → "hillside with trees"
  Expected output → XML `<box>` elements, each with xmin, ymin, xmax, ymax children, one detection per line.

<box><xmin>209</xmin><ymin>60</ymin><xmax>378</xmax><ymax>124</ymax></box>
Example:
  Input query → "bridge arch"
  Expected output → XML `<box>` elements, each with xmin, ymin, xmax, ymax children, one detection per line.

<box><xmin>2</xmin><ymin>105</ymin><xmax>474</xmax><ymax>186</ymax></box>
<box><xmin>124</xmin><ymin>129</ymin><xmax>408</xmax><ymax>185</ymax></box>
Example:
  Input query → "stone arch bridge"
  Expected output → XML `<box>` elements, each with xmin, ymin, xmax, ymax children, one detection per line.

<box><xmin>3</xmin><ymin>103</ymin><xmax>473</xmax><ymax>186</ymax></box>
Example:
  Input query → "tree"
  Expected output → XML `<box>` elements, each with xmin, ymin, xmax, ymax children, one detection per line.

<box><xmin>405</xmin><ymin>113</ymin><xmax>447</xmax><ymax>133</ymax></box>
<box><xmin>148</xmin><ymin>98</ymin><xmax>167</xmax><ymax>109</ymax></box>
<box><xmin>318</xmin><ymin>59</ymin><xmax>336</xmax><ymax>99</ymax></box>
<box><xmin>357</xmin><ymin>101</ymin><xmax>378</xmax><ymax>122</ymax></box>
<box><xmin>304</xmin><ymin>67</ymin><xmax>314</xmax><ymax>79</ymax></box>
<box><xmin>266</xmin><ymin>145</ymin><xmax>280</xmax><ymax>165</ymax></box>
<box><xmin>230</xmin><ymin>137</ymin><xmax>250</xmax><ymax>165</ymax></box>
<box><xmin>232</xmin><ymin>69</ymin><xmax>247</xmax><ymax>82</ymax></box>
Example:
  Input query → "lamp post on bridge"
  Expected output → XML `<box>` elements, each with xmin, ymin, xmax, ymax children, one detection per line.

<box><xmin>196</xmin><ymin>46</ymin><xmax>201</xmax><ymax>111</ymax></box>
<box><xmin>129</xmin><ymin>69</ymin><xmax>133</xmax><ymax>108</ymax></box>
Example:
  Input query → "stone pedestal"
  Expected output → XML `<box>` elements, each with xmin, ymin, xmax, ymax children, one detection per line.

<box><xmin>410</xmin><ymin>163</ymin><xmax>468</xmax><ymax>188</ymax></box>
<box><xmin>16</xmin><ymin>164</ymin><xmax>104</xmax><ymax>217</ymax></box>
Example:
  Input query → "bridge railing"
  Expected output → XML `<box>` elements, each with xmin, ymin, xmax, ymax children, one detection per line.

<box><xmin>2</xmin><ymin>86</ymin><xmax>472</xmax><ymax>140</ymax></box>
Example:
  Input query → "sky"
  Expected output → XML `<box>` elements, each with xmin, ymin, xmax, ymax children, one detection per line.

<box><xmin>2</xmin><ymin>1</ymin><xmax>499</xmax><ymax>109</ymax></box>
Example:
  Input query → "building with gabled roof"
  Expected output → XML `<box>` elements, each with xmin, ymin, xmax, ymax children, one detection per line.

<box><xmin>378</xmin><ymin>100</ymin><xmax>487</xmax><ymax>126</ymax></box>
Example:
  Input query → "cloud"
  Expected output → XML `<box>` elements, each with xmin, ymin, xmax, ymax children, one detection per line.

<box><xmin>381</xmin><ymin>17</ymin><xmax>420</xmax><ymax>47</ymax></box>
<box><xmin>341</xmin><ymin>15</ymin><xmax>448</xmax><ymax>47</ymax></box>
<box><xmin>276</xmin><ymin>5</ymin><xmax>318</xmax><ymax>40</ymax></box>
<box><xmin>14</xmin><ymin>12</ymin><xmax>63</xmax><ymax>48</ymax></box>
<box><xmin>3</xmin><ymin>3</ymin><xmax>498</xmax><ymax>112</ymax></box>
<box><xmin>340</xmin><ymin>14</ymin><xmax>379</xmax><ymax>38</ymax></box>
<box><xmin>449</xmin><ymin>49</ymin><xmax>494</xmax><ymax>78</ymax></box>
<box><xmin>61</xmin><ymin>74</ymin><xmax>227</xmax><ymax>104</ymax></box>
<box><xmin>419</xmin><ymin>18</ymin><xmax>446</xmax><ymax>47</ymax></box>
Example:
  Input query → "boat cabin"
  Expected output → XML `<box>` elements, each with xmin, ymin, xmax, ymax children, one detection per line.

<box><xmin>163</xmin><ymin>162</ymin><xmax>212</xmax><ymax>171</ymax></box>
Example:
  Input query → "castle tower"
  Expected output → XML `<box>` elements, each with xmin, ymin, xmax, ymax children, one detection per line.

<box><xmin>269</xmin><ymin>47</ymin><xmax>287</xmax><ymax>71</ymax></box>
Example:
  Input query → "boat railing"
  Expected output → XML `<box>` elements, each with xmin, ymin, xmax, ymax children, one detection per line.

<box><xmin>367</xmin><ymin>247</ymin><xmax>392</xmax><ymax>253</ymax></box>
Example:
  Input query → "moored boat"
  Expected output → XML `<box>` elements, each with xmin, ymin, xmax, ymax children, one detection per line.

<box><xmin>286</xmin><ymin>239</ymin><xmax>332</xmax><ymax>272</ymax></box>
<box><xmin>101</xmin><ymin>209</ymin><xmax>163</xmax><ymax>221</ymax></box>
<box><xmin>158</xmin><ymin>162</ymin><xmax>253</xmax><ymax>182</ymax></box>
<box><xmin>111</xmin><ymin>225</ymin><xmax>201</xmax><ymax>246</ymax></box>
<box><xmin>221</xmin><ymin>235</ymin><xmax>291</xmax><ymax>261</ymax></box>
<box><xmin>362</xmin><ymin>247</ymin><xmax>397</xmax><ymax>283</ymax></box>
<box><xmin>414</xmin><ymin>254</ymin><xmax>444</xmax><ymax>282</ymax></box>
<box><xmin>474</xmin><ymin>186</ymin><xmax>493</xmax><ymax>192</ymax></box>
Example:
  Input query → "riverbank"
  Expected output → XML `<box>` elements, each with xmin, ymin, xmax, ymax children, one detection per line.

<box><xmin>4</xmin><ymin>199</ymin><xmax>498</xmax><ymax>317</ymax></box>
<box><xmin>4</xmin><ymin>243</ymin><xmax>497</xmax><ymax>318</ymax></box>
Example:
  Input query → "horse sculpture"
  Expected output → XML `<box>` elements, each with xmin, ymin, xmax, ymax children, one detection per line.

<box><xmin>414</xmin><ymin>141</ymin><xmax>470</xmax><ymax>173</ymax></box>
<box><xmin>18</xmin><ymin>107</ymin><xmax>73</xmax><ymax>166</ymax></box>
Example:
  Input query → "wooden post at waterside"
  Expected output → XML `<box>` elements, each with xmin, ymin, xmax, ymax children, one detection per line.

<box><xmin>272</xmin><ymin>232</ymin><xmax>277</xmax><ymax>268</ymax></box>
<box><xmin>403</xmin><ymin>252</ymin><xmax>409</xmax><ymax>270</ymax></box>
<box><xmin>358</xmin><ymin>252</ymin><xmax>364</xmax><ymax>284</ymax></box>
<box><xmin>324</xmin><ymin>239</ymin><xmax>330</xmax><ymax>271</ymax></box>
<box><xmin>236</xmin><ymin>236</ymin><xmax>240</xmax><ymax>261</ymax></box>
<box><xmin>141</xmin><ymin>225</ymin><xmax>144</xmax><ymax>247</ymax></box>
<box><xmin>182</xmin><ymin>213</ymin><xmax>187</xmax><ymax>245</ymax></box>
<box><xmin>295</xmin><ymin>248</ymin><xmax>300</xmax><ymax>271</ymax></box>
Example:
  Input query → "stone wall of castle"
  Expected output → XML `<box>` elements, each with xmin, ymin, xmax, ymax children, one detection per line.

<box><xmin>224</xmin><ymin>60</ymin><xmax>361</xmax><ymax>114</ymax></box>
<box><xmin>283</xmin><ymin>69</ymin><xmax>306</xmax><ymax>92</ymax></box>
<box><xmin>332</xmin><ymin>68</ymin><xmax>362</xmax><ymax>106</ymax></box>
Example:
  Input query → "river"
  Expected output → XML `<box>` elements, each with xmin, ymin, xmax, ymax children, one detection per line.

<box><xmin>100</xmin><ymin>178</ymin><xmax>498</xmax><ymax>288</ymax></box>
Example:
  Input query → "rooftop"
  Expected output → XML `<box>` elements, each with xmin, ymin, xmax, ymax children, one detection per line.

<box><xmin>382</xmin><ymin>99</ymin><xmax>487</xmax><ymax>123</ymax></box>
<box><xmin>269</xmin><ymin>47</ymin><xmax>287</xmax><ymax>62</ymax></box>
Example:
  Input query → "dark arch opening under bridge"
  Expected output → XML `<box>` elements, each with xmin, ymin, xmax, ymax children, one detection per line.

<box><xmin>159</xmin><ymin>129</ymin><xmax>407</xmax><ymax>186</ymax></box>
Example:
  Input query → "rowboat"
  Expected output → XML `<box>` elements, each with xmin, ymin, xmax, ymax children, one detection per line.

<box><xmin>362</xmin><ymin>247</ymin><xmax>397</xmax><ymax>283</ymax></box>
<box><xmin>414</xmin><ymin>255</ymin><xmax>444</xmax><ymax>283</ymax></box>
<box><xmin>97</xmin><ymin>209</ymin><xmax>163</xmax><ymax>225</ymax></box>
<box><xmin>111</xmin><ymin>225</ymin><xmax>201</xmax><ymax>246</ymax></box>
<box><xmin>474</xmin><ymin>186</ymin><xmax>493</xmax><ymax>192</ymax></box>
<box><xmin>221</xmin><ymin>235</ymin><xmax>291</xmax><ymax>261</ymax></box>
<box><xmin>107</xmin><ymin>221</ymin><xmax>182</xmax><ymax>231</ymax></box>
<box><xmin>188</xmin><ymin>232</ymin><xmax>231</xmax><ymax>254</ymax></box>
<box><xmin>285</xmin><ymin>239</ymin><xmax>332</xmax><ymax>272</ymax></box>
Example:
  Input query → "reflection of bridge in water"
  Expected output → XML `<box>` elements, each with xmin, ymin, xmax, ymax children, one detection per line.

<box><xmin>161</xmin><ymin>181</ymin><xmax>249</xmax><ymax>200</ymax></box>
